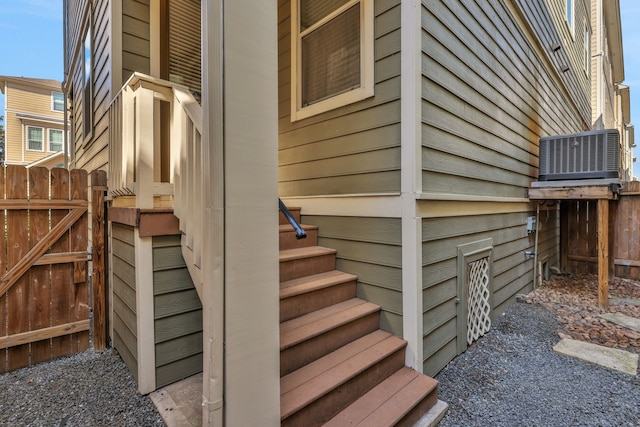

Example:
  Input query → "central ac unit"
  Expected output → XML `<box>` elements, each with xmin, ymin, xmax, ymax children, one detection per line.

<box><xmin>538</xmin><ymin>129</ymin><xmax>620</xmax><ymax>181</ymax></box>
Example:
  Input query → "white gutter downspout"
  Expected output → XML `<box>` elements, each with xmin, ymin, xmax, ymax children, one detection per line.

<box><xmin>202</xmin><ymin>1</ymin><xmax>224</xmax><ymax>425</ymax></box>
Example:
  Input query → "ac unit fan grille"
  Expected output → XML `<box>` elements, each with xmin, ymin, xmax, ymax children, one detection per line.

<box><xmin>539</xmin><ymin>130</ymin><xmax>620</xmax><ymax>181</ymax></box>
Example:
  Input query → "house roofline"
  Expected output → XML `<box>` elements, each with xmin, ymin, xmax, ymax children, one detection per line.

<box><xmin>13</xmin><ymin>111</ymin><xmax>67</xmax><ymax>126</ymax></box>
<box><xmin>604</xmin><ymin>1</ymin><xmax>624</xmax><ymax>83</ymax></box>
<box><xmin>618</xmin><ymin>84</ymin><xmax>630</xmax><ymax>125</ymax></box>
<box><xmin>0</xmin><ymin>76</ymin><xmax>63</xmax><ymax>94</ymax></box>
<box><xmin>25</xmin><ymin>151</ymin><xmax>65</xmax><ymax>169</ymax></box>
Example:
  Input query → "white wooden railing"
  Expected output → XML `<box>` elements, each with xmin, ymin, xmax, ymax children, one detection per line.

<box><xmin>109</xmin><ymin>72</ymin><xmax>205</xmax><ymax>296</ymax></box>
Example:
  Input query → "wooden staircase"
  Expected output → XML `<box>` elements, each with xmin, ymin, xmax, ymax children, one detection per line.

<box><xmin>279</xmin><ymin>207</ymin><xmax>440</xmax><ymax>426</ymax></box>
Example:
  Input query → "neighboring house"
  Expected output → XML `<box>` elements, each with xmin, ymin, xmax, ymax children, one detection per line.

<box><xmin>63</xmin><ymin>0</ymin><xmax>631</xmax><ymax>426</ymax></box>
<box><xmin>590</xmin><ymin>0</ymin><xmax>634</xmax><ymax>180</ymax></box>
<box><xmin>0</xmin><ymin>76</ymin><xmax>67</xmax><ymax>169</ymax></box>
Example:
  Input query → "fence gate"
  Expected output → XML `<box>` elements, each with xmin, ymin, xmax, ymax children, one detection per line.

<box><xmin>0</xmin><ymin>166</ymin><xmax>106</xmax><ymax>373</ymax></box>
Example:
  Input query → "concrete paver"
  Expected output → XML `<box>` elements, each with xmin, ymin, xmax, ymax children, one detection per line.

<box><xmin>553</xmin><ymin>338</ymin><xmax>638</xmax><ymax>375</ymax></box>
<box><xmin>599</xmin><ymin>312</ymin><xmax>640</xmax><ymax>333</ymax></box>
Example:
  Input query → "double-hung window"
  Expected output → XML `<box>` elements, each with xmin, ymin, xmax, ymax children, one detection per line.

<box><xmin>49</xmin><ymin>129</ymin><xmax>64</xmax><ymax>152</ymax></box>
<box><xmin>583</xmin><ymin>25</ymin><xmax>590</xmax><ymax>77</ymax></box>
<box><xmin>27</xmin><ymin>126</ymin><xmax>44</xmax><ymax>151</ymax></box>
<box><xmin>291</xmin><ymin>0</ymin><xmax>374</xmax><ymax>121</ymax></box>
<box><xmin>52</xmin><ymin>92</ymin><xmax>64</xmax><ymax>112</ymax></box>
<box><xmin>83</xmin><ymin>27</ymin><xmax>93</xmax><ymax>140</ymax></box>
<box><xmin>566</xmin><ymin>0</ymin><xmax>574</xmax><ymax>38</ymax></box>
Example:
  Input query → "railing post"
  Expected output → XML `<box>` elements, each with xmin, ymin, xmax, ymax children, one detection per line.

<box><xmin>132</xmin><ymin>86</ymin><xmax>156</xmax><ymax>393</ymax></box>
<box><xmin>170</xmin><ymin>92</ymin><xmax>186</xmax><ymax>224</ymax></box>
<box><xmin>135</xmin><ymin>87</ymin><xmax>155</xmax><ymax>209</ymax></box>
<box><xmin>122</xmin><ymin>86</ymin><xmax>135</xmax><ymax>190</ymax></box>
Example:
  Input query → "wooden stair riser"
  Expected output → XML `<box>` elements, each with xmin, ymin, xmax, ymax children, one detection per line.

<box><xmin>278</xmin><ymin>207</ymin><xmax>441</xmax><ymax>425</ymax></box>
<box><xmin>395</xmin><ymin>389</ymin><xmax>440</xmax><ymax>427</ymax></box>
<box><xmin>280</xmin><ymin>226</ymin><xmax>318</xmax><ymax>250</ymax></box>
<box><xmin>280</xmin><ymin>311</ymin><xmax>380</xmax><ymax>376</ymax></box>
<box><xmin>280</xmin><ymin>253</ymin><xmax>336</xmax><ymax>282</ymax></box>
<box><xmin>322</xmin><ymin>368</ymin><xmax>439</xmax><ymax>427</ymax></box>
<box><xmin>280</xmin><ymin>280</ymin><xmax>356</xmax><ymax>322</ymax></box>
<box><xmin>279</xmin><ymin>207</ymin><xmax>301</xmax><ymax>225</ymax></box>
<box><xmin>281</xmin><ymin>346</ymin><xmax>406</xmax><ymax>427</ymax></box>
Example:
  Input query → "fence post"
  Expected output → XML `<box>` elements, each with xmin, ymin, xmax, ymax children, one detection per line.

<box><xmin>597</xmin><ymin>199</ymin><xmax>609</xmax><ymax>308</ymax></box>
<box><xmin>91</xmin><ymin>170</ymin><xmax>108</xmax><ymax>350</ymax></box>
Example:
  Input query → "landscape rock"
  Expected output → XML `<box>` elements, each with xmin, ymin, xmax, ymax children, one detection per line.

<box><xmin>436</xmin><ymin>273</ymin><xmax>640</xmax><ymax>427</ymax></box>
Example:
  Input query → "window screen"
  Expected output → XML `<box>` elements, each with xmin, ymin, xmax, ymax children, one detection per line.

<box><xmin>53</xmin><ymin>92</ymin><xmax>64</xmax><ymax>112</ymax></box>
<box><xmin>301</xmin><ymin>4</ymin><xmax>360</xmax><ymax>107</ymax></box>
<box><xmin>49</xmin><ymin>129</ymin><xmax>63</xmax><ymax>152</ymax></box>
<box><xmin>28</xmin><ymin>127</ymin><xmax>44</xmax><ymax>151</ymax></box>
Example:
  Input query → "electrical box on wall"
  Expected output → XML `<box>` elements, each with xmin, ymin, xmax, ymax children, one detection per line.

<box><xmin>527</xmin><ymin>216</ymin><xmax>537</xmax><ymax>234</ymax></box>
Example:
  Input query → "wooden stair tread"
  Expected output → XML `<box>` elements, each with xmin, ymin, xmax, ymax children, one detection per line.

<box><xmin>280</xmin><ymin>299</ymin><xmax>380</xmax><ymax>350</ymax></box>
<box><xmin>280</xmin><ymin>331</ymin><xmax>407</xmax><ymax>420</ymax></box>
<box><xmin>279</xmin><ymin>223</ymin><xmax>318</xmax><ymax>232</ymax></box>
<box><xmin>279</xmin><ymin>246</ymin><xmax>336</xmax><ymax>262</ymax></box>
<box><xmin>322</xmin><ymin>367</ymin><xmax>438</xmax><ymax>426</ymax></box>
<box><xmin>277</xmin><ymin>207</ymin><xmax>439</xmax><ymax>425</ymax></box>
<box><xmin>281</xmin><ymin>330</ymin><xmax>393</xmax><ymax>393</ymax></box>
<box><xmin>280</xmin><ymin>270</ymin><xmax>357</xmax><ymax>299</ymax></box>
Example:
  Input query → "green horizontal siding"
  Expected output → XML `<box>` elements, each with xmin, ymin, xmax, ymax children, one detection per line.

<box><xmin>122</xmin><ymin>0</ymin><xmax>150</xmax><ymax>83</ymax></box>
<box><xmin>153</xmin><ymin>234</ymin><xmax>203</xmax><ymax>388</ymax></box>
<box><xmin>422</xmin><ymin>209</ymin><xmax>559</xmax><ymax>376</ymax></box>
<box><xmin>278</xmin><ymin>0</ymin><xmax>402</xmax><ymax>196</ymax></box>
<box><xmin>421</xmin><ymin>0</ymin><xmax>588</xmax><ymax>198</ymax></box>
<box><xmin>111</xmin><ymin>224</ymin><xmax>138</xmax><ymax>381</ymax></box>
<box><xmin>304</xmin><ymin>215</ymin><xmax>403</xmax><ymax>338</ymax></box>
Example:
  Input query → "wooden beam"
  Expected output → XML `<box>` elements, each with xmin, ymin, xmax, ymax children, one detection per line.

<box><xmin>109</xmin><ymin>206</ymin><xmax>138</xmax><ymax>226</ymax></box>
<box><xmin>614</xmin><ymin>259</ymin><xmax>640</xmax><ymax>267</ymax></box>
<box><xmin>0</xmin><ymin>320</ymin><xmax>90</xmax><ymax>350</ymax></box>
<box><xmin>528</xmin><ymin>186</ymin><xmax>615</xmax><ymax>200</ymax></box>
<box><xmin>109</xmin><ymin>206</ymin><xmax>180</xmax><ymax>237</ymax></box>
<box><xmin>139</xmin><ymin>211</ymin><xmax>180</xmax><ymax>237</ymax></box>
<box><xmin>567</xmin><ymin>254</ymin><xmax>598</xmax><ymax>263</ymax></box>
<box><xmin>0</xmin><ymin>199</ymin><xmax>87</xmax><ymax>209</ymax></box>
<box><xmin>34</xmin><ymin>251</ymin><xmax>89</xmax><ymax>265</ymax></box>
<box><xmin>597</xmin><ymin>199</ymin><xmax>609</xmax><ymax>308</ymax></box>
<box><xmin>0</xmin><ymin>208</ymin><xmax>87</xmax><ymax>297</ymax></box>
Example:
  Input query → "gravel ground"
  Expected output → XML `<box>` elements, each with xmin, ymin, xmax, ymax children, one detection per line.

<box><xmin>0</xmin><ymin>348</ymin><xmax>165</xmax><ymax>427</ymax></box>
<box><xmin>435</xmin><ymin>301</ymin><xmax>640</xmax><ymax>427</ymax></box>
<box><xmin>3</xmin><ymin>275</ymin><xmax>640</xmax><ymax>427</ymax></box>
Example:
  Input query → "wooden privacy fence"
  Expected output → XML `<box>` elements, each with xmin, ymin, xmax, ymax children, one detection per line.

<box><xmin>0</xmin><ymin>166</ymin><xmax>106</xmax><ymax>373</ymax></box>
<box><xmin>560</xmin><ymin>181</ymin><xmax>640</xmax><ymax>280</ymax></box>
<box><xmin>560</xmin><ymin>200</ymin><xmax>601</xmax><ymax>274</ymax></box>
<box><xmin>614</xmin><ymin>181</ymin><xmax>640</xmax><ymax>279</ymax></box>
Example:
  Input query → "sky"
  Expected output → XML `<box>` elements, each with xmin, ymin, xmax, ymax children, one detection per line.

<box><xmin>0</xmin><ymin>1</ymin><xmax>63</xmax><ymax>114</ymax></box>
<box><xmin>0</xmin><ymin>1</ymin><xmax>639</xmax><ymax>168</ymax></box>
<box><xmin>620</xmin><ymin>0</ymin><xmax>640</xmax><ymax>167</ymax></box>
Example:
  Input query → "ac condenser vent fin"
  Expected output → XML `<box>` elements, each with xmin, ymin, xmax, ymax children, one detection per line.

<box><xmin>538</xmin><ymin>129</ymin><xmax>620</xmax><ymax>181</ymax></box>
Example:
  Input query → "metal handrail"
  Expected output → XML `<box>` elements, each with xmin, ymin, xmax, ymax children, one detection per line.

<box><xmin>279</xmin><ymin>199</ymin><xmax>306</xmax><ymax>240</ymax></box>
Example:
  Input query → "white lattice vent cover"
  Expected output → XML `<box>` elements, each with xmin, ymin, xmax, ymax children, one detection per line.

<box><xmin>467</xmin><ymin>257</ymin><xmax>491</xmax><ymax>345</ymax></box>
